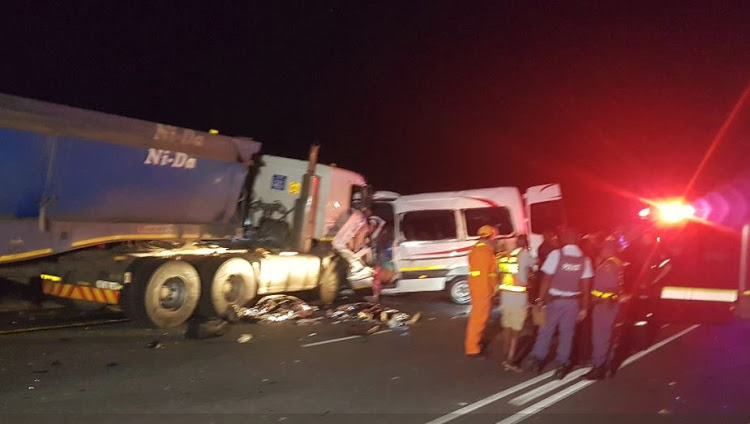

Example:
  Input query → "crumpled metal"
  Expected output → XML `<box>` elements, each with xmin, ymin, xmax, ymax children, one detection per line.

<box><xmin>233</xmin><ymin>295</ymin><xmax>318</xmax><ymax>322</ymax></box>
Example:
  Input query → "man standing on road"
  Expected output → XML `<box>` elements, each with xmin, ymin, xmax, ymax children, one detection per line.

<box><xmin>585</xmin><ymin>240</ymin><xmax>631</xmax><ymax>380</ymax></box>
<box><xmin>499</xmin><ymin>234</ymin><xmax>532</xmax><ymax>372</ymax></box>
<box><xmin>524</xmin><ymin>228</ymin><xmax>594</xmax><ymax>378</ymax></box>
<box><xmin>465</xmin><ymin>225</ymin><xmax>499</xmax><ymax>358</ymax></box>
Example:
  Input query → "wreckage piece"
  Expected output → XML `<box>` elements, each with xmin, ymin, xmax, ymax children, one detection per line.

<box><xmin>327</xmin><ymin>302</ymin><xmax>420</xmax><ymax>327</ymax></box>
<box><xmin>233</xmin><ymin>295</ymin><xmax>318</xmax><ymax>323</ymax></box>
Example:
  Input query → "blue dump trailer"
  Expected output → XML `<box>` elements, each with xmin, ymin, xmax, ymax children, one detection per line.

<box><xmin>0</xmin><ymin>93</ymin><xmax>370</xmax><ymax>327</ymax></box>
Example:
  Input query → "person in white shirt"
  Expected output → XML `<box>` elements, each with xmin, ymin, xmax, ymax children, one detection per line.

<box><xmin>524</xmin><ymin>228</ymin><xmax>594</xmax><ymax>379</ymax></box>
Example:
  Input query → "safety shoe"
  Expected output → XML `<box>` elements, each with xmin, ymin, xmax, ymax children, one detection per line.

<box><xmin>583</xmin><ymin>366</ymin><xmax>606</xmax><ymax>380</ymax></box>
<box><xmin>553</xmin><ymin>363</ymin><xmax>572</xmax><ymax>380</ymax></box>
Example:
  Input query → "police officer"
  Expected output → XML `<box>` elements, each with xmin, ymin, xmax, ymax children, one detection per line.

<box><xmin>584</xmin><ymin>240</ymin><xmax>630</xmax><ymax>379</ymax></box>
<box><xmin>524</xmin><ymin>228</ymin><xmax>594</xmax><ymax>378</ymax></box>
<box><xmin>465</xmin><ymin>225</ymin><xmax>499</xmax><ymax>357</ymax></box>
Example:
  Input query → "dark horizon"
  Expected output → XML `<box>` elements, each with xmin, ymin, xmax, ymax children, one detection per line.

<box><xmin>2</xmin><ymin>1</ymin><xmax>749</xmax><ymax>231</ymax></box>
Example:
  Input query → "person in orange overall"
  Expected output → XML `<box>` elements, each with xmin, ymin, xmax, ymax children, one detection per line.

<box><xmin>465</xmin><ymin>225</ymin><xmax>499</xmax><ymax>357</ymax></box>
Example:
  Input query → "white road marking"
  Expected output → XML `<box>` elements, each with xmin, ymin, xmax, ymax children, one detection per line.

<box><xmin>424</xmin><ymin>371</ymin><xmax>556</xmax><ymax>424</ymax></box>
<box><xmin>508</xmin><ymin>367</ymin><xmax>591</xmax><ymax>406</ymax></box>
<box><xmin>494</xmin><ymin>324</ymin><xmax>700</xmax><ymax>424</ymax></box>
<box><xmin>497</xmin><ymin>380</ymin><xmax>594</xmax><ymax>424</ymax></box>
<box><xmin>301</xmin><ymin>329</ymin><xmax>393</xmax><ymax>347</ymax></box>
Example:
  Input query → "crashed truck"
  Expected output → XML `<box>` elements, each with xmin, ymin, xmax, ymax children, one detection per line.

<box><xmin>0</xmin><ymin>93</ymin><xmax>372</xmax><ymax>328</ymax></box>
<box><xmin>371</xmin><ymin>185</ymin><xmax>564</xmax><ymax>304</ymax></box>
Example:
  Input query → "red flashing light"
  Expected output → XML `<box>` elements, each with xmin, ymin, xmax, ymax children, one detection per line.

<box><xmin>656</xmin><ymin>201</ymin><xmax>695</xmax><ymax>224</ymax></box>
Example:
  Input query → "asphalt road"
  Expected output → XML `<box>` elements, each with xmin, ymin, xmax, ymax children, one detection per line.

<box><xmin>1</xmin><ymin>294</ymin><xmax>749</xmax><ymax>424</ymax></box>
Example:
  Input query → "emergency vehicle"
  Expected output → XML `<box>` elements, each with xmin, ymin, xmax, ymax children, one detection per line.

<box><xmin>626</xmin><ymin>200</ymin><xmax>742</xmax><ymax>324</ymax></box>
<box><xmin>372</xmin><ymin>184</ymin><xmax>564</xmax><ymax>304</ymax></box>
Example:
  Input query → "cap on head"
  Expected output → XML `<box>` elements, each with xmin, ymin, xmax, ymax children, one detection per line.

<box><xmin>477</xmin><ymin>225</ymin><xmax>497</xmax><ymax>239</ymax></box>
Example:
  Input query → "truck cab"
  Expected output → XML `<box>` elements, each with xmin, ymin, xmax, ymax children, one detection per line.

<box><xmin>372</xmin><ymin>184</ymin><xmax>564</xmax><ymax>303</ymax></box>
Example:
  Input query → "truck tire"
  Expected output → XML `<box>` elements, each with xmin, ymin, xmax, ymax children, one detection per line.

<box><xmin>318</xmin><ymin>257</ymin><xmax>344</xmax><ymax>305</ymax></box>
<box><xmin>447</xmin><ymin>277</ymin><xmax>472</xmax><ymax>305</ymax></box>
<box><xmin>122</xmin><ymin>259</ymin><xmax>201</xmax><ymax>328</ymax></box>
<box><xmin>197</xmin><ymin>257</ymin><xmax>257</xmax><ymax>319</ymax></box>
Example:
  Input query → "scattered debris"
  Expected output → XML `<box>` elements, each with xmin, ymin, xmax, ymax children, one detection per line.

<box><xmin>668</xmin><ymin>381</ymin><xmax>677</xmax><ymax>386</ymax></box>
<box><xmin>293</xmin><ymin>360</ymin><xmax>301</xmax><ymax>363</ymax></box>
<box><xmin>278</xmin><ymin>418</ymin><xmax>287</xmax><ymax>422</ymax></box>
<box><xmin>428</xmin><ymin>317</ymin><xmax>437</xmax><ymax>321</ymax></box>
<box><xmin>307</xmin><ymin>333</ymin><xmax>318</xmax><ymax>337</ymax></box>
<box><xmin>329</xmin><ymin>302</ymin><xmax>421</xmax><ymax>327</ymax></box>
<box><xmin>234</xmin><ymin>295</ymin><xmax>317</xmax><ymax>323</ymax></box>
<box><xmin>458</xmin><ymin>402</ymin><xmax>468</xmax><ymax>406</ymax></box>
<box><xmin>105</xmin><ymin>362</ymin><xmax>119</xmax><ymax>368</ymax></box>
<box><xmin>390</xmin><ymin>376</ymin><xmax>400</xmax><ymax>380</ymax></box>
<box><xmin>145</xmin><ymin>340</ymin><xmax>163</xmax><ymax>349</ymax></box>
<box><xmin>34</xmin><ymin>379</ymin><xmax>40</xmax><ymax>383</ymax></box>
<box><xmin>28</xmin><ymin>386</ymin><xmax>34</xmax><ymax>390</ymax></box>
<box><xmin>186</xmin><ymin>318</ymin><xmax>228</xmax><ymax>339</ymax></box>
<box><xmin>32</xmin><ymin>369</ymin><xmax>49</xmax><ymax>374</ymax></box>
<box><xmin>237</xmin><ymin>334</ymin><xmax>253</xmax><ymax>344</ymax></box>
<box><xmin>658</xmin><ymin>409</ymin><xmax>671</xmax><ymax>415</ymax></box>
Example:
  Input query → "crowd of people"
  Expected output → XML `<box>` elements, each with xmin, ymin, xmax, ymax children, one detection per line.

<box><xmin>466</xmin><ymin>225</ymin><xmax>639</xmax><ymax>380</ymax></box>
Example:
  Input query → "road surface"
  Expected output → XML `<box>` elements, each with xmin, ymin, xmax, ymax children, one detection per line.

<box><xmin>1</xmin><ymin>294</ymin><xmax>748</xmax><ymax>423</ymax></box>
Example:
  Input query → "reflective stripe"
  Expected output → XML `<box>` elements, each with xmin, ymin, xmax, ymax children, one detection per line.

<box><xmin>591</xmin><ymin>290</ymin><xmax>618</xmax><ymax>300</ymax></box>
<box><xmin>661</xmin><ymin>286</ymin><xmax>738</xmax><ymax>303</ymax></box>
<box><xmin>498</xmin><ymin>284</ymin><xmax>527</xmax><ymax>293</ymax></box>
<box><xmin>469</xmin><ymin>271</ymin><xmax>498</xmax><ymax>277</ymax></box>
<box><xmin>400</xmin><ymin>265</ymin><xmax>447</xmax><ymax>272</ymax></box>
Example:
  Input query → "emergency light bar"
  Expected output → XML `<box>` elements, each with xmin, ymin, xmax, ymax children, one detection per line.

<box><xmin>639</xmin><ymin>200</ymin><xmax>695</xmax><ymax>225</ymax></box>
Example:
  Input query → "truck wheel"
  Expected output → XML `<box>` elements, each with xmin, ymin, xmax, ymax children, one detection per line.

<box><xmin>198</xmin><ymin>257</ymin><xmax>257</xmax><ymax>319</ymax></box>
<box><xmin>123</xmin><ymin>259</ymin><xmax>201</xmax><ymax>328</ymax></box>
<box><xmin>318</xmin><ymin>257</ymin><xmax>344</xmax><ymax>305</ymax></box>
<box><xmin>447</xmin><ymin>277</ymin><xmax>472</xmax><ymax>305</ymax></box>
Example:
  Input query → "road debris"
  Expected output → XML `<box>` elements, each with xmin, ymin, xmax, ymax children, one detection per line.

<box><xmin>234</xmin><ymin>295</ymin><xmax>318</xmax><ymax>322</ymax></box>
<box><xmin>237</xmin><ymin>334</ymin><xmax>253</xmax><ymax>343</ymax></box>
<box><xmin>145</xmin><ymin>340</ymin><xmax>163</xmax><ymax>349</ymax></box>
<box><xmin>307</xmin><ymin>333</ymin><xmax>317</xmax><ymax>337</ymax></box>
<box><xmin>458</xmin><ymin>402</ymin><xmax>468</xmax><ymax>406</ymax></box>
<box><xmin>668</xmin><ymin>381</ymin><xmax>677</xmax><ymax>386</ymax></box>
<box><xmin>390</xmin><ymin>376</ymin><xmax>400</xmax><ymax>380</ymax></box>
<box><xmin>32</xmin><ymin>369</ymin><xmax>49</xmax><ymax>374</ymax></box>
<box><xmin>329</xmin><ymin>302</ymin><xmax>421</xmax><ymax>327</ymax></box>
<box><xmin>105</xmin><ymin>362</ymin><xmax>119</xmax><ymax>368</ymax></box>
<box><xmin>658</xmin><ymin>409</ymin><xmax>671</xmax><ymax>415</ymax></box>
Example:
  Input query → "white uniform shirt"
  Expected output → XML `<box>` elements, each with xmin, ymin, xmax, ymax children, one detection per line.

<box><xmin>541</xmin><ymin>244</ymin><xmax>594</xmax><ymax>296</ymax></box>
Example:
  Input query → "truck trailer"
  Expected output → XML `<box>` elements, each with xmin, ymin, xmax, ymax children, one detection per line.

<box><xmin>0</xmin><ymin>93</ymin><xmax>370</xmax><ymax>327</ymax></box>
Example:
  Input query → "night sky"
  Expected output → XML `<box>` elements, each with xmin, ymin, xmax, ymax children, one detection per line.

<box><xmin>2</xmin><ymin>1</ymin><xmax>749</xmax><ymax>230</ymax></box>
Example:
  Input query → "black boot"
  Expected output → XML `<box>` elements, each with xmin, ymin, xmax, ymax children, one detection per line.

<box><xmin>553</xmin><ymin>362</ymin><xmax>572</xmax><ymax>380</ymax></box>
<box><xmin>583</xmin><ymin>366</ymin><xmax>606</xmax><ymax>380</ymax></box>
